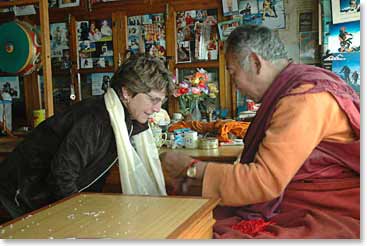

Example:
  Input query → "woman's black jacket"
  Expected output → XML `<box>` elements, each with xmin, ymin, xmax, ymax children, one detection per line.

<box><xmin>0</xmin><ymin>95</ymin><xmax>148</xmax><ymax>215</ymax></box>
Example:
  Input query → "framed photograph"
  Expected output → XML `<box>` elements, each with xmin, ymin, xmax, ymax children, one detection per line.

<box><xmin>217</xmin><ymin>18</ymin><xmax>242</xmax><ymax>41</ymax></box>
<box><xmin>331</xmin><ymin>0</ymin><xmax>360</xmax><ymax>24</ymax></box>
<box><xmin>58</xmin><ymin>0</ymin><xmax>80</xmax><ymax>8</ymax></box>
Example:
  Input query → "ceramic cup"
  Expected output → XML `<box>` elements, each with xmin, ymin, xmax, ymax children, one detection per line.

<box><xmin>184</xmin><ymin>131</ymin><xmax>198</xmax><ymax>149</ymax></box>
<box><xmin>152</xmin><ymin>128</ymin><xmax>167</xmax><ymax>148</ymax></box>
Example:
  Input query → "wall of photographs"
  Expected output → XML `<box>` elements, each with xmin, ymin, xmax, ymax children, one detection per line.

<box><xmin>218</xmin><ymin>0</ymin><xmax>287</xmax><ymax>116</ymax></box>
<box><xmin>76</xmin><ymin>19</ymin><xmax>114</xmax><ymax>69</ymax></box>
<box><xmin>127</xmin><ymin>13</ymin><xmax>166</xmax><ymax>59</ymax></box>
<box><xmin>321</xmin><ymin>0</ymin><xmax>360</xmax><ymax>95</ymax></box>
<box><xmin>176</xmin><ymin>9</ymin><xmax>219</xmax><ymax>63</ymax></box>
<box><xmin>218</xmin><ymin>0</ymin><xmax>286</xmax><ymax>37</ymax></box>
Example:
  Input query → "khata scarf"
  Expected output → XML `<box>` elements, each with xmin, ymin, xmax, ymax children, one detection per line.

<box><xmin>104</xmin><ymin>88</ymin><xmax>167</xmax><ymax>196</ymax></box>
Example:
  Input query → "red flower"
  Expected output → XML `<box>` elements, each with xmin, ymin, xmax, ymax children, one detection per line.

<box><xmin>178</xmin><ymin>87</ymin><xmax>189</xmax><ymax>95</ymax></box>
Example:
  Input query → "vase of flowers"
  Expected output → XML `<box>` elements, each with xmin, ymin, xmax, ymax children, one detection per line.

<box><xmin>174</xmin><ymin>68</ymin><xmax>218</xmax><ymax>121</ymax></box>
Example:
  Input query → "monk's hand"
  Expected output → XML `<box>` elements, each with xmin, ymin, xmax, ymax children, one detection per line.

<box><xmin>160</xmin><ymin>151</ymin><xmax>193</xmax><ymax>179</ymax></box>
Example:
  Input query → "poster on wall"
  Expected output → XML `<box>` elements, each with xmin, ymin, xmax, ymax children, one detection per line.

<box><xmin>258</xmin><ymin>0</ymin><xmax>285</xmax><ymax>29</ymax></box>
<box><xmin>238</xmin><ymin>0</ymin><xmax>262</xmax><ymax>25</ymax></box>
<box><xmin>299</xmin><ymin>31</ymin><xmax>318</xmax><ymax>64</ymax></box>
<box><xmin>91</xmin><ymin>73</ymin><xmax>114</xmax><ymax>96</ymax></box>
<box><xmin>331</xmin><ymin>52</ymin><xmax>360</xmax><ymax>94</ymax></box>
<box><xmin>331</xmin><ymin>0</ymin><xmax>360</xmax><ymax>24</ymax></box>
<box><xmin>0</xmin><ymin>76</ymin><xmax>20</xmax><ymax>99</ymax></box>
<box><xmin>328</xmin><ymin>20</ymin><xmax>360</xmax><ymax>53</ymax></box>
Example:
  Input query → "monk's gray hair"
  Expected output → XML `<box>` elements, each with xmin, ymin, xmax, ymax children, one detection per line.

<box><xmin>225</xmin><ymin>24</ymin><xmax>288</xmax><ymax>71</ymax></box>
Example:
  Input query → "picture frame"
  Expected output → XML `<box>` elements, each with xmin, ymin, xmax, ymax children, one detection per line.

<box><xmin>331</xmin><ymin>0</ymin><xmax>360</xmax><ymax>24</ymax></box>
<box><xmin>58</xmin><ymin>0</ymin><xmax>80</xmax><ymax>8</ymax></box>
<box><xmin>217</xmin><ymin>18</ymin><xmax>242</xmax><ymax>41</ymax></box>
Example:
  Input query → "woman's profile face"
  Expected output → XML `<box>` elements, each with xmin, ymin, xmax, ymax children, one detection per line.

<box><xmin>126</xmin><ymin>89</ymin><xmax>167</xmax><ymax>124</ymax></box>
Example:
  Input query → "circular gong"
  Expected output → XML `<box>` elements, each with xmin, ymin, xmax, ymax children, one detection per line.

<box><xmin>0</xmin><ymin>21</ymin><xmax>33</xmax><ymax>73</ymax></box>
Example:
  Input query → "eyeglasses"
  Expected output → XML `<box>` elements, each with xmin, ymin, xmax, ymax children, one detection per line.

<box><xmin>144</xmin><ymin>93</ymin><xmax>167</xmax><ymax>105</ymax></box>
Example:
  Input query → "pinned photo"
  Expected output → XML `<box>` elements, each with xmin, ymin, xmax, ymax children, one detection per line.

<box><xmin>177</xmin><ymin>41</ymin><xmax>191</xmax><ymax>63</ymax></box>
<box><xmin>81</xmin><ymin>58</ymin><xmax>93</xmax><ymax>69</ymax></box>
<box><xmin>222</xmin><ymin>0</ymin><xmax>239</xmax><ymax>16</ymax></box>
<box><xmin>218</xmin><ymin>18</ymin><xmax>242</xmax><ymax>41</ymax></box>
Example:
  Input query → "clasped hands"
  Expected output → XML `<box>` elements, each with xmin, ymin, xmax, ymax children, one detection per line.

<box><xmin>159</xmin><ymin>151</ymin><xmax>203</xmax><ymax>195</ymax></box>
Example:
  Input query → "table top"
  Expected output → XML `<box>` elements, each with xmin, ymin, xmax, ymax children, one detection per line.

<box><xmin>0</xmin><ymin>193</ymin><xmax>220</xmax><ymax>239</ymax></box>
<box><xmin>159</xmin><ymin>145</ymin><xmax>243</xmax><ymax>162</ymax></box>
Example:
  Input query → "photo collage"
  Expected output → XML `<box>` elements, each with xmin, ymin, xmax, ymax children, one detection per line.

<box><xmin>218</xmin><ymin>0</ymin><xmax>286</xmax><ymax>34</ymax></box>
<box><xmin>127</xmin><ymin>13</ymin><xmax>166</xmax><ymax>59</ymax></box>
<box><xmin>50</xmin><ymin>22</ymin><xmax>71</xmax><ymax>71</ymax></box>
<box><xmin>76</xmin><ymin>19</ymin><xmax>114</xmax><ymax>69</ymax></box>
<box><xmin>176</xmin><ymin>9</ymin><xmax>219</xmax><ymax>63</ymax></box>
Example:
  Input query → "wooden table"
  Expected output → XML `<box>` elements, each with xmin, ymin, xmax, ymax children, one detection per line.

<box><xmin>159</xmin><ymin>145</ymin><xmax>243</xmax><ymax>163</ymax></box>
<box><xmin>0</xmin><ymin>193</ymin><xmax>220</xmax><ymax>239</ymax></box>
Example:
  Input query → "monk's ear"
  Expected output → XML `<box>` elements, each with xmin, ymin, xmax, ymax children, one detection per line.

<box><xmin>249</xmin><ymin>52</ymin><xmax>261</xmax><ymax>74</ymax></box>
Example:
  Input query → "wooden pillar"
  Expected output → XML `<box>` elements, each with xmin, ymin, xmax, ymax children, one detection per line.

<box><xmin>39</xmin><ymin>0</ymin><xmax>54</xmax><ymax>117</ymax></box>
<box><xmin>23</xmin><ymin>72</ymin><xmax>41</xmax><ymax>127</ymax></box>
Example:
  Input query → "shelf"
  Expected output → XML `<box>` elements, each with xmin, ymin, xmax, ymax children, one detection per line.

<box><xmin>78</xmin><ymin>67</ymin><xmax>114</xmax><ymax>74</ymax></box>
<box><xmin>175</xmin><ymin>60</ymin><xmax>219</xmax><ymax>69</ymax></box>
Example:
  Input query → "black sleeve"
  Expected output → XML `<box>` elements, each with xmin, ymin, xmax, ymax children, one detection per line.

<box><xmin>46</xmin><ymin>114</ymin><xmax>109</xmax><ymax>200</ymax></box>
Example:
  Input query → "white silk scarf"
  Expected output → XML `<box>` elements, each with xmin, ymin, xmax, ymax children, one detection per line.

<box><xmin>104</xmin><ymin>88</ymin><xmax>167</xmax><ymax>196</ymax></box>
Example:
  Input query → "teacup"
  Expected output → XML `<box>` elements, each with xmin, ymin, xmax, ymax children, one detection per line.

<box><xmin>152</xmin><ymin>128</ymin><xmax>167</xmax><ymax>148</ymax></box>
